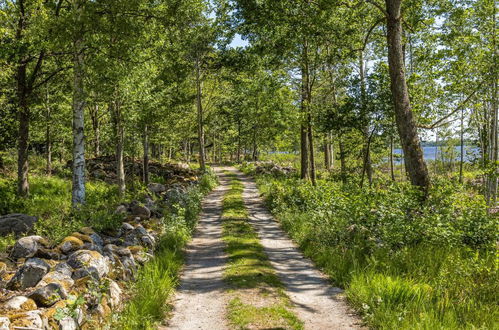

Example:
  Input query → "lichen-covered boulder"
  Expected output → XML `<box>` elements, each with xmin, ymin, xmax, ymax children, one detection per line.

<box><xmin>67</xmin><ymin>250</ymin><xmax>109</xmax><ymax>279</ymax></box>
<box><xmin>9</xmin><ymin>310</ymin><xmax>43</xmax><ymax>329</ymax></box>
<box><xmin>9</xmin><ymin>235</ymin><xmax>48</xmax><ymax>259</ymax></box>
<box><xmin>0</xmin><ymin>317</ymin><xmax>9</xmax><ymax>330</ymax></box>
<box><xmin>29</xmin><ymin>282</ymin><xmax>66</xmax><ymax>307</ymax></box>
<box><xmin>35</xmin><ymin>247</ymin><xmax>62</xmax><ymax>260</ymax></box>
<box><xmin>58</xmin><ymin>236</ymin><xmax>85</xmax><ymax>254</ymax></box>
<box><xmin>1</xmin><ymin>296</ymin><xmax>37</xmax><ymax>311</ymax></box>
<box><xmin>7</xmin><ymin>258</ymin><xmax>50</xmax><ymax>290</ymax></box>
<box><xmin>59</xmin><ymin>316</ymin><xmax>78</xmax><ymax>330</ymax></box>
<box><xmin>0</xmin><ymin>214</ymin><xmax>38</xmax><ymax>236</ymax></box>
<box><xmin>37</xmin><ymin>271</ymin><xmax>74</xmax><ymax>294</ymax></box>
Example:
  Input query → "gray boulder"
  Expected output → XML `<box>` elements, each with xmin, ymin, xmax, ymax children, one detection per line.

<box><xmin>7</xmin><ymin>258</ymin><xmax>50</xmax><ymax>290</ymax></box>
<box><xmin>10</xmin><ymin>235</ymin><xmax>47</xmax><ymax>259</ymax></box>
<box><xmin>148</xmin><ymin>183</ymin><xmax>166</xmax><ymax>194</ymax></box>
<box><xmin>0</xmin><ymin>214</ymin><xmax>37</xmax><ymax>236</ymax></box>
<box><xmin>29</xmin><ymin>282</ymin><xmax>66</xmax><ymax>307</ymax></box>
<box><xmin>130</xmin><ymin>202</ymin><xmax>151</xmax><ymax>219</ymax></box>
<box><xmin>0</xmin><ymin>317</ymin><xmax>9</xmax><ymax>330</ymax></box>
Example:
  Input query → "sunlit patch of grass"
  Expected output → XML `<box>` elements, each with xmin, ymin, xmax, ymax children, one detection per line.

<box><xmin>222</xmin><ymin>172</ymin><xmax>302</xmax><ymax>330</ymax></box>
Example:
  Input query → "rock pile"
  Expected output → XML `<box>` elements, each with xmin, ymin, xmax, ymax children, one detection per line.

<box><xmin>76</xmin><ymin>156</ymin><xmax>198</xmax><ymax>185</ymax></box>
<box><xmin>253</xmin><ymin>161</ymin><xmax>296</xmax><ymax>177</ymax></box>
<box><xmin>0</xmin><ymin>181</ymin><xmax>195</xmax><ymax>329</ymax></box>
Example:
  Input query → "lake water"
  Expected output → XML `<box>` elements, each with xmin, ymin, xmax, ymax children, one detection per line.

<box><xmin>393</xmin><ymin>146</ymin><xmax>480</xmax><ymax>163</ymax></box>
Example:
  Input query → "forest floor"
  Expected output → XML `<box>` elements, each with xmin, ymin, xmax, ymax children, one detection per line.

<box><xmin>164</xmin><ymin>167</ymin><xmax>362</xmax><ymax>330</ymax></box>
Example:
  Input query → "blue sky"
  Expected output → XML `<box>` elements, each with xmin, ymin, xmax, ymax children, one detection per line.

<box><xmin>229</xmin><ymin>33</ymin><xmax>249</xmax><ymax>48</ymax></box>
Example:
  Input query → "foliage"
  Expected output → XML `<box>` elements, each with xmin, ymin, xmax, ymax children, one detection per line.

<box><xmin>253</xmin><ymin>172</ymin><xmax>498</xmax><ymax>329</ymax></box>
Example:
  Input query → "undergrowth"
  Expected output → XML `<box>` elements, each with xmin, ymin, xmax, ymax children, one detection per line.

<box><xmin>250</xmin><ymin>171</ymin><xmax>498</xmax><ymax>330</ymax></box>
<box><xmin>222</xmin><ymin>172</ymin><xmax>302</xmax><ymax>330</ymax></box>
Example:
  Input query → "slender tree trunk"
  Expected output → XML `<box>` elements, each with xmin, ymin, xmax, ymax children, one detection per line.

<box><xmin>71</xmin><ymin>0</ymin><xmax>86</xmax><ymax>207</ymax></box>
<box><xmin>111</xmin><ymin>101</ymin><xmax>125</xmax><ymax>197</ymax></box>
<box><xmin>46</xmin><ymin>116</ymin><xmax>52</xmax><ymax>176</ymax></box>
<box><xmin>195</xmin><ymin>56</ymin><xmax>206</xmax><ymax>172</ymax></box>
<box><xmin>90</xmin><ymin>104</ymin><xmax>100</xmax><ymax>157</ymax></box>
<box><xmin>339</xmin><ymin>135</ymin><xmax>347</xmax><ymax>184</ymax></box>
<box><xmin>307</xmin><ymin>115</ymin><xmax>316</xmax><ymax>185</ymax></box>
<box><xmin>359</xmin><ymin>51</ymin><xmax>373</xmax><ymax>187</ymax></box>
<box><xmin>324</xmin><ymin>134</ymin><xmax>331</xmax><ymax>171</ymax></box>
<box><xmin>390</xmin><ymin>135</ymin><xmax>395</xmax><ymax>181</ymax></box>
<box><xmin>300</xmin><ymin>42</ymin><xmax>310</xmax><ymax>180</ymax></box>
<box><xmin>237</xmin><ymin>120</ymin><xmax>242</xmax><ymax>163</ymax></box>
<box><xmin>385</xmin><ymin>0</ymin><xmax>430</xmax><ymax>194</ymax></box>
<box><xmin>459</xmin><ymin>108</ymin><xmax>465</xmax><ymax>183</ymax></box>
<box><xmin>17</xmin><ymin>91</ymin><xmax>30</xmax><ymax>196</ymax></box>
<box><xmin>143</xmin><ymin>125</ymin><xmax>149</xmax><ymax>185</ymax></box>
<box><xmin>252</xmin><ymin>125</ymin><xmax>258</xmax><ymax>161</ymax></box>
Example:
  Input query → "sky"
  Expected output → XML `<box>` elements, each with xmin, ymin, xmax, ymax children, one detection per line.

<box><xmin>229</xmin><ymin>33</ymin><xmax>249</xmax><ymax>48</ymax></box>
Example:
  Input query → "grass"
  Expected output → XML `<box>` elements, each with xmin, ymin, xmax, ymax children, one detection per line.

<box><xmin>221</xmin><ymin>172</ymin><xmax>303</xmax><ymax>330</ymax></box>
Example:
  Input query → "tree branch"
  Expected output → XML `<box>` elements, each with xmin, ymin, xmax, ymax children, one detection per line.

<box><xmin>418</xmin><ymin>84</ymin><xmax>483</xmax><ymax>129</ymax></box>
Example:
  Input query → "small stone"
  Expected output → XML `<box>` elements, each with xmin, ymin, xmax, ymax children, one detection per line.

<box><xmin>115</xmin><ymin>205</ymin><xmax>127</xmax><ymax>215</ymax></box>
<box><xmin>58</xmin><ymin>236</ymin><xmax>84</xmax><ymax>254</ymax></box>
<box><xmin>0</xmin><ymin>213</ymin><xmax>38</xmax><ymax>236</ymax></box>
<box><xmin>130</xmin><ymin>203</ymin><xmax>151</xmax><ymax>219</ymax></box>
<box><xmin>71</xmin><ymin>232</ymin><xmax>93</xmax><ymax>243</ymax></box>
<box><xmin>82</xmin><ymin>242</ymin><xmax>103</xmax><ymax>254</ymax></box>
<box><xmin>0</xmin><ymin>317</ymin><xmax>9</xmax><ymax>330</ymax></box>
<box><xmin>90</xmin><ymin>233</ymin><xmax>104</xmax><ymax>246</ymax></box>
<box><xmin>116</xmin><ymin>247</ymin><xmax>131</xmax><ymax>257</ymax></box>
<box><xmin>121</xmin><ymin>222</ymin><xmax>134</xmax><ymax>231</ymax></box>
<box><xmin>108</xmin><ymin>279</ymin><xmax>122</xmax><ymax>309</ymax></box>
<box><xmin>141</xmin><ymin>235</ymin><xmax>155</xmax><ymax>248</ymax></box>
<box><xmin>35</xmin><ymin>247</ymin><xmax>62</xmax><ymax>260</ymax></box>
<box><xmin>54</xmin><ymin>262</ymin><xmax>73</xmax><ymax>277</ymax></box>
<box><xmin>59</xmin><ymin>317</ymin><xmax>77</xmax><ymax>330</ymax></box>
<box><xmin>79</xmin><ymin>227</ymin><xmax>95</xmax><ymax>235</ymax></box>
<box><xmin>7</xmin><ymin>258</ymin><xmax>50</xmax><ymax>290</ymax></box>
<box><xmin>29</xmin><ymin>282</ymin><xmax>66</xmax><ymax>307</ymax></box>
<box><xmin>10</xmin><ymin>235</ymin><xmax>47</xmax><ymax>259</ymax></box>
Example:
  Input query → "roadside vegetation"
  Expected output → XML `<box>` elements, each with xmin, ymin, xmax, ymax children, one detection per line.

<box><xmin>241</xmin><ymin>162</ymin><xmax>498</xmax><ymax>329</ymax></box>
<box><xmin>221</xmin><ymin>172</ymin><xmax>303</xmax><ymax>330</ymax></box>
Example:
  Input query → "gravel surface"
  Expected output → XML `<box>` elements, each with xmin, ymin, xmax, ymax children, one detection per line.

<box><xmin>164</xmin><ymin>168</ymin><xmax>231</xmax><ymax>330</ymax></box>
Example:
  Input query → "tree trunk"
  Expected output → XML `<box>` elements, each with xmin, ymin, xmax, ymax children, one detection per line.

<box><xmin>71</xmin><ymin>1</ymin><xmax>86</xmax><ymax>207</ymax></box>
<box><xmin>46</xmin><ymin>116</ymin><xmax>52</xmax><ymax>176</ymax></box>
<box><xmin>237</xmin><ymin>120</ymin><xmax>242</xmax><ymax>163</ymax></box>
<box><xmin>195</xmin><ymin>56</ymin><xmax>206</xmax><ymax>172</ymax></box>
<box><xmin>339</xmin><ymin>135</ymin><xmax>347</xmax><ymax>184</ymax></box>
<box><xmin>359</xmin><ymin>51</ymin><xmax>373</xmax><ymax>187</ymax></box>
<box><xmin>324</xmin><ymin>134</ymin><xmax>331</xmax><ymax>171</ymax></box>
<box><xmin>111</xmin><ymin>101</ymin><xmax>125</xmax><ymax>197</ymax></box>
<box><xmin>143</xmin><ymin>125</ymin><xmax>149</xmax><ymax>185</ymax></box>
<box><xmin>307</xmin><ymin>115</ymin><xmax>316</xmax><ymax>185</ymax></box>
<box><xmin>17</xmin><ymin>92</ymin><xmax>30</xmax><ymax>197</ymax></box>
<box><xmin>90</xmin><ymin>104</ymin><xmax>100</xmax><ymax>157</ymax></box>
<box><xmin>385</xmin><ymin>0</ymin><xmax>430</xmax><ymax>194</ymax></box>
<box><xmin>459</xmin><ymin>107</ymin><xmax>464</xmax><ymax>183</ymax></box>
<box><xmin>252</xmin><ymin>125</ymin><xmax>258</xmax><ymax>161</ymax></box>
<box><xmin>300</xmin><ymin>42</ymin><xmax>310</xmax><ymax>180</ymax></box>
<box><xmin>390</xmin><ymin>135</ymin><xmax>395</xmax><ymax>181</ymax></box>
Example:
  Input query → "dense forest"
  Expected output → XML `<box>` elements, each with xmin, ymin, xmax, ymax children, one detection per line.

<box><xmin>0</xmin><ymin>0</ymin><xmax>497</xmax><ymax>329</ymax></box>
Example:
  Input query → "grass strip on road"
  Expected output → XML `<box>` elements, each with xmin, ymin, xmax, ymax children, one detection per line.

<box><xmin>221</xmin><ymin>172</ymin><xmax>302</xmax><ymax>330</ymax></box>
